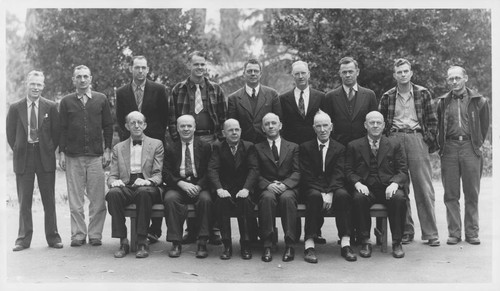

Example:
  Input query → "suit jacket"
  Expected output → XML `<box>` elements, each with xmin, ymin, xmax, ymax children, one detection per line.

<box><xmin>208</xmin><ymin>140</ymin><xmax>259</xmax><ymax>195</ymax></box>
<box><xmin>321</xmin><ymin>85</ymin><xmax>378</xmax><ymax>146</ymax></box>
<box><xmin>107</xmin><ymin>135</ymin><xmax>164</xmax><ymax>187</ymax></box>
<box><xmin>345</xmin><ymin>135</ymin><xmax>408</xmax><ymax>188</ymax></box>
<box><xmin>299</xmin><ymin>138</ymin><xmax>345</xmax><ymax>194</ymax></box>
<box><xmin>227</xmin><ymin>85</ymin><xmax>282</xmax><ymax>144</ymax></box>
<box><xmin>162</xmin><ymin>137</ymin><xmax>212</xmax><ymax>190</ymax></box>
<box><xmin>116</xmin><ymin>79</ymin><xmax>171</xmax><ymax>141</ymax></box>
<box><xmin>254</xmin><ymin>138</ymin><xmax>300</xmax><ymax>196</ymax></box>
<box><xmin>6</xmin><ymin>97</ymin><xmax>60</xmax><ymax>174</ymax></box>
<box><xmin>280</xmin><ymin>88</ymin><xmax>325</xmax><ymax>145</ymax></box>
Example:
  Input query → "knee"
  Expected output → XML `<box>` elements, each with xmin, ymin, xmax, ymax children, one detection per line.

<box><xmin>306</xmin><ymin>190</ymin><xmax>322</xmax><ymax>204</ymax></box>
<box><xmin>279</xmin><ymin>191</ymin><xmax>296</xmax><ymax>204</ymax></box>
<box><xmin>391</xmin><ymin>190</ymin><xmax>406</xmax><ymax>203</ymax></box>
<box><xmin>105</xmin><ymin>188</ymin><xmax>121</xmax><ymax>202</ymax></box>
<box><xmin>335</xmin><ymin>188</ymin><xmax>351</xmax><ymax>201</ymax></box>
<box><xmin>163</xmin><ymin>191</ymin><xmax>179</xmax><ymax>205</ymax></box>
<box><xmin>352</xmin><ymin>192</ymin><xmax>367</xmax><ymax>204</ymax></box>
<box><xmin>260</xmin><ymin>191</ymin><xmax>276</xmax><ymax>204</ymax></box>
<box><xmin>198</xmin><ymin>190</ymin><xmax>212</xmax><ymax>204</ymax></box>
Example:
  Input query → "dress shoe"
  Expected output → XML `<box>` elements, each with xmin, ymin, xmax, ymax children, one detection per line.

<box><xmin>114</xmin><ymin>243</ymin><xmax>130</xmax><ymax>258</ymax></box>
<box><xmin>147</xmin><ymin>233</ymin><xmax>159</xmax><ymax>244</ymax></box>
<box><xmin>261</xmin><ymin>247</ymin><xmax>272</xmax><ymax>262</ymax></box>
<box><xmin>428</xmin><ymin>238</ymin><xmax>440</xmax><ymax>247</ymax></box>
<box><xmin>446</xmin><ymin>237</ymin><xmax>462</xmax><ymax>245</ymax></box>
<box><xmin>49</xmin><ymin>242</ymin><xmax>64</xmax><ymax>249</ymax></box>
<box><xmin>209</xmin><ymin>232</ymin><xmax>223</xmax><ymax>245</ymax></box>
<box><xmin>240</xmin><ymin>247</ymin><xmax>252</xmax><ymax>260</ymax></box>
<box><xmin>12</xmin><ymin>245</ymin><xmax>28</xmax><ymax>252</ymax></box>
<box><xmin>168</xmin><ymin>243</ymin><xmax>182</xmax><ymax>258</ymax></box>
<box><xmin>181</xmin><ymin>233</ymin><xmax>197</xmax><ymax>244</ymax></box>
<box><xmin>70</xmin><ymin>239</ymin><xmax>86</xmax><ymax>247</ymax></box>
<box><xmin>136</xmin><ymin>244</ymin><xmax>149</xmax><ymax>258</ymax></box>
<box><xmin>89</xmin><ymin>238</ymin><xmax>102</xmax><ymax>246</ymax></box>
<box><xmin>392</xmin><ymin>243</ymin><xmax>405</xmax><ymax>258</ymax></box>
<box><xmin>314</xmin><ymin>236</ymin><xmax>326</xmax><ymax>244</ymax></box>
<box><xmin>304</xmin><ymin>247</ymin><xmax>318</xmax><ymax>264</ymax></box>
<box><xmin>196</xmin><ymin>244</ymin><xmax>208</xmax><ymax>258</ymax></box>
<box><xmin>220</xmin><ymin>245</ymin><xmax>232</xmax><ymax>260</ymax></box>
<box><xmin>340</xmin><ymin>246</ymin><xmax>357</xmax><ymax>262</ymax></box>
<box><xmin>465</xmin><ymin>237</ymin><xmax>481</xmax><ymax>245</ymax></box>
<box><xmin>282</xmin><ymin>246</ymin><xmax>295</xmax><ymax>262</ymax></box>
<box><xmin>401</xmin><ymin>234</ymin><xmax>414</xmax><ymax>245</ymax></box>
<box><xmin>359</xmin><ymin>243</ymin><xmax>372</xmax><ymax>258</ymax></box>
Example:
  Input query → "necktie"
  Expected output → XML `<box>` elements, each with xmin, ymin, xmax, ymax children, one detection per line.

<box><xmin>194</xmin><ymin>84</ymin><xmax>203</xmax><ymax>114</ymax></box>
<box><xmin>80</xmin><ymin>94</ymin><xmax>88</xmax><ymax>105</ymax></box>
<box><xmin>230</xmin><ymin>145</ymin><xmax>237</xmax><ymax>156</ymax></box>
<box><xmin>30</xmin><ymin>102</ymin><xmax>38</xmax><ymax>142</ymax></box>
<box><xmin>272</xmin><ymin>140</ymin><xmax>279</xmax><ymax>163</ymax></box>
<box><xmin>135</xmin><ymin>86</ymin><xmax>144</xmax><ymax>111</ymax></box>
<box><xmin>252</xmin><ymin>88</ymin><xmax>256</xmax><ymax>98</ymax></box>
<box><xmin>299</xmin><ymin>90</ymin><xmax>305</xmax><ymax>117</ymax></box>
<box><xmin>185</xmin><ymin>142</ymin><xmax>193</xmax><ymax>177</ymax></box>
<box><xmin>132</xmin><ymin>140</ymin><xmax>142</xmax><ymax>146</ymax></box>
<box><xmin>319</xmin><ymin>144</ymin><xmax>325</xmax><ymax>172</ymax></box>
<box><xmin>348</xmin><ymin>87</ymin><xmax>354</xmax><ymax>101</ymax></box>
<box><xmin>371</xmin><ymin>140</ymin><xmax>378</xmax><ymax>156</ymax></box>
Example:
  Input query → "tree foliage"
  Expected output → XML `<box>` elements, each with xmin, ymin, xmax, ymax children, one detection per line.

<box><xmin>6</xmin><ymin>12</ymin><xmax>30</xmax><ymax>103</ymax></box>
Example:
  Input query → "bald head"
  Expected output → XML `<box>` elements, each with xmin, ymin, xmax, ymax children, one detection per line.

<box><xmin>261</xmin><ymin>113</ymin><xmax>282</xmax><ymax>140</ymax></box>
<box><xmin>177</xmin><ymin>114</ymin><xmax>196</xmax><ymax>142</ymax></box>
<box><xmin>125</xmin><ymin>111</ymin><xmax>147</xmax><ymax>139</ymax></box>
<box><xmin>223</xmin><ymin>118</ymin><xmax>241</xmax><ymax>145</ymax></box>
<box><xmin>364</xmin><ymin>111</ymin><xmax>385</xmax><ymax>139</ymax></box>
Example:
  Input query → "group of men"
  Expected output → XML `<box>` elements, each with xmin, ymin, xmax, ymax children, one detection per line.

<box><xmin>7</xmin><ymin>52</ymin><xmax>489</xmax><ymax>264</ymax></box>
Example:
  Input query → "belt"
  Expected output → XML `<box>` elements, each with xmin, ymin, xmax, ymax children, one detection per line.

<box><xmin>194</xmin><ymin>130</ymin><xmax>214</xmax><ymax>136</ymax></box>
<box><xmin>27</xmin><ymin>142</ymin><xmax>39</xmax><ymax>148</ymax></box>
<box><xmin>447</xmin><ymin>135</ymin><xmax>470</xmax><ymax>141</ymax></box>
<box><xmin>390</xmin><ymin>128</ymin><xmax>422</xmax><ymax>134</ymax></box>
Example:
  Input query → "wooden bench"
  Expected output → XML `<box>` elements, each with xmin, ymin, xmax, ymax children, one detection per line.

<box><xmin>124</xmin><ymin>203</ymin><xmax>388</xmax><ymax>253</ymax></box>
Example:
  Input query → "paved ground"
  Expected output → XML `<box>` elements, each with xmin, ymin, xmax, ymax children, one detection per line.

<box><xmin>1</xmin><ymin>175</ymin><xmax>498</xmax><ymax>290</ymax></box>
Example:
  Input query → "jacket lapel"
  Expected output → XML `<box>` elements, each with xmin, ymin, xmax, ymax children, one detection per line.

<box><xmin>141</xmin><ymin>136</ymin><xmax>150</xmax><ymax>169</ymax></box>
<box><xmin>122</xmin><ymin>139</ymin><xmax>131</xmax><ymax>180</ymax></box>
<box><xmin>239</xmin><ymin>89</ymin><xmax>254</xmax><ymax>116</ymax></box>
<box><xmin>127</xmin><ymin>83</ymin><xmax>139</xmax><ymax>110</ymax></box>
<box><xmin>307</xmin><ymin>91</ymin><xmax>321</xmax><ymax>117</ymax></box>
<box><xmin>324</xmin><ymin>139</ymin><xmax>335</xmax><ymax>170</ymax></box>
<box><xmin>254</xmin><ymin>89</ymin><xmax>268</xmax><ymax>117</ymax></box>
<box><xmin>38</xmin><ymin>98</ymin><xmax>49</xmax><ymax>129</ymax></box>
<box><xmin>261</xmin><ymin>141</ymin><xmax>276</xmax><ymax>166</ymax></box>
<box><xmin>360</xmin><ymin>138</ymin><xmax>371</xmax><ymax>166</ymax></box>
<box><xmin>278</xmin><ymin>140</ymin><xmax>289</xmax><ymax>167</ymax></box>
<box><xmin>351</xmin><ymin>88</ymin><xmax>363</xmax><ymax>121</ymax></box>
<box><xmin>337</xmin><ymin>89</ymin><xmax>350</xmax><ymax>119</ymax></box>
<box><xmin>18</xmin><ymin>99</ymin><xmax>28</xmax><ymax>135</ymax></box>
<box><xmin>377</xmin><ymin>136</ymin><xmax>389</xmax><ymax>166</ymax></box>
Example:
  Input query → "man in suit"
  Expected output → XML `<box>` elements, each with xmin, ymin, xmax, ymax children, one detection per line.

<box><xmin>163</xmin><ymin>115</ymin><xmax>213</xmax><ymax>258</ymax></box>
<box><xmin>6</xmin><ymin>70</ymin><xmax>63</xmax><ymax>251</ymax></box>
<box><xmin>346</xmin><ymin>111</ymin><xmax>408</xmax><ymax>258</ymax></box>
<box><xmin>255</xmin><ymin>113</ymin><xmax>299</xmax><ymax>262</ymax></box>
<box><xmin>228</xmin><ymin>58</ymin><xmax>282</xmax><ymax>144</ymax></box>
<box><xmin>106</xmin><ymin>111</ymin><xmax>164</xmax><ymax>258</ymax></box>
<box><xmin>59</xmin><ymin>65</ymin><xmax>113</xmax><ymax>247</ymax></box>
<box><xmin>208</xmin><ymin>119</ymin><xmax>259</xmax><ymax>260</ymax></box>
<box><xmin>115</xmin><ymin>55</ymin><xmax>172</xmax><ymax>244</ymax></box>
<box><xmin>299</xmin><ymin>110</ymin><xmax>356</xmax><ymax>263</ymax></box>
<box><xmin>280</xmin><ymin>60</ymin><xmax>326</xmax><ymax>244</ymax></box>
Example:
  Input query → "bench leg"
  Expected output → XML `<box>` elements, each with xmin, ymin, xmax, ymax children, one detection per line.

<box><xmin>381</xmin><ymin>217</ymin><xmax>388</xmax><ymax>253</ymax></box>
<box><xmin>130</xmin><ymin>217</ymin><xmax>137</xmax><ymax>252</ymax></box>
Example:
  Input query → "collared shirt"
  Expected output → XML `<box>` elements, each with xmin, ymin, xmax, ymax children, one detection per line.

<box><xmin>317</xmin><ymin>138</ymin><xmax>330</xmax><ymax>172</ymax></box>
<box><xmin>132</xmin><ymin>80</ymin><xmax>146</xmax><ymax>93</ymax></box>
<box><xmin>180</xmin><ymin>139</ymin><xmax>197</xmax><ymax>178</ymax></box>
<box><xmin>130</xmin><ymin>138</ymin><xmax>143</xmax><ymax>174</ymax></box>
<box><xmin>343</xmin><ymin>83</ymin><xmax>359</xmax><ymax>97</ymax></box>
<box><xmin>392</xmin><ymin>87</ymin><xmax>421</xmax><ymax>130</ymax></box>
<box><xmin>27</xmin><ymin>98</ymin><xmax>39</xmax><ymax>143</ymax></box>
<box><xmin>267</xmin><ymin>136</ymin><xmax>281</xmax><ymax>156</ymax></box>
<box><xmin>245</xmin><ymin>84</ymin><xmax>260</xmax><ymax>97</ymax></box>
<box><xmin>76</xmin><ymin>89</ymin><xmax>92</xmax><ymax>105</ymax></box>
<box><xmin>294</xmin><ymin>86</ymin><xmax>310</xmax><ymax>114</ymax></box>
<box><xmin>446</xmin><ymin>91</ymin><xmax>470</xmax><ymax>138</ymax></box>
<box><xmin>367</xmin><ymin>136</ymin><xmax>380</xmax><ymax>150</ymax></box>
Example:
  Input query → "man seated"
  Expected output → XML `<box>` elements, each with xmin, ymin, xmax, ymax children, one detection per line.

<box><xmin>346</xmin><ymin>111</ymin><xmax>408</xmax><ymax>258</ymax></box>
<box><xmin>106</xmin><ymin>111</ymin><xmax>164</xmax><ymax>258</ymax></box>
<box><xmin>163</xmin><ymin>114</ymin><xmax>213</xmax><ymax>258</ymax></box>
<box><xmin>299</xmin><ymin>110</ymin><xmax>356</xmax><ymax>263</ymax></box>
<box><xmin>208</xmin><ymin>119</ymin><xmax>259</xmax><ymax>260</ymax></box>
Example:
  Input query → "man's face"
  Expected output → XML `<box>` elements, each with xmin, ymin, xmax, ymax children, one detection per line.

<box><xmin>292</xmin><ymin>64</ymin><xmax>310</xmax><ymax>90</ymax></box>
<box><xmin>262</xmin><ymin>115</ymin><xmax>282</xmax><ymax>139</ymax></box>
<box><xmin>244</xmin><ymin>63</ymin><xmax>262</xmax><ymax>87</ymax></box>
<box><xmin>339</xmin><ymin>62</ymin><xmax>359</xmax><ymax>87</ymax></box>
<box><xmin>72</xmin><ymin>68</ymin><xmax>92</xmax><ymax>91</ymax></box>
<box><xmin>223</xmin><ymin>121</ymin><xmax>241</xmax><ymax>145</ymax></box>
<box><xmin>365</xmin><ymin>114</ymin><xmax>385</xmax><ymax>139</ymax></box>
<box><xmin>125</xmin><ymin>115</ymin><xmax>147</xmax><ymax>139</ymax></box>
<box><xmin>177</xmin><ymin>117</ymin><xmax>196</xmax><ymax>141</ymax></box>
<box><xmin>313</xmin><ymin>116</ymin><xmax>333</xmax><ymax>143</ymax></box>
<box><xmin>190</xmin><ymin>55</ymin><xmax>207</xmax><ymax>79</ymax></box>
<box><xmin>447</xmin><ymin>67</ymin><xmax>468</xmax><ymax>94</ymax></box>
<box><xmin>130</xmin><ymin>58</ymin><xmax>149</xmax><ymax>84</ymax></box>
<box><xmin>393</xmin><ymin>63</ymin><xmax>413</xmax><ymax>85</ymax></box>
<box><xmin>26</xmin><ymin>75</ymin><xmax>44</xmax><ymax>100</ymax></box>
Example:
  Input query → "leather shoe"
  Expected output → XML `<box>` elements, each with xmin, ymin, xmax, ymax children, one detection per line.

<box><xmin>341</xmin><ymin>246</ymin><xmax>357</xmax><ymax>262</ymax></box>
<box><xmin>196</xmin><ymin>244</ymin><xmax>208</xmax><ymax>258</ymax></box>
<box><xmin>304</xmin><ymin>247</ymin><xmax>318</xmax><ymax>264</ymax></box>
<box><xmin>49</xmin><ymin>242</ymin><xmax>63</xmax><ymax>249</ymax></box>
<box><xmin>240</xmin><ymin>247</ymin><xmax>252</xmax><ymax>260</ymax></box>
<box><xmin>465</xmin><ymin>237</ymin><xmax>481</xmax><ymax>245</ymax></box>
<box><xmin>12</xmin><ymin>245</ymin><xmax>27</xmax><ymax>252</ymax></box>
<box><xmin>168</xmin><ymin>243</ymin><xmax>182</xmax><ymax>258</ymax></box>
<box><xmin>70</xmin><ymin>239</ymin><xmax>86</xmax><ymax>247</ymax></box>
<box><xmin>359</xmin><ymin>243</ymin><xmax>372</xmax><ymax>258</ymax></box>
<box><xmin>261</xmin><ymin>247</ymin><xmax>272</xmax><ymax>262</ymax></box>
<box><xmin>209</xmin><ymin>232</ymin><xmax>223</xmax><ymax>245</ymax></box>
<box><xmin>114</xmin><ymin>244</ymin><xmax>130</xmax><ymax>258</ymax></box>
<box><xmin>446</xmin><ymin>237</ymin><xmax>462</xmax><ymax>245</ymax></box>
<box><xmin>282</xmin><ymin>246</ymin><xmax>295</xmax><ymax>262</ymax></box>
<box><xmin>314</xmin><ymin>236</ymin><xmax>326</xmax><ymax>244</ymax></box>
<box><xmin>392</xmin><ymin>243</ymin><xmax>405</xmax><ymax>258</ymax></box>
<box><xmin>89</xmin><ymin>238</ymin><xmax>102</xmax><ymax>246</ymax></box>
<box><xmin>147</xmin><ymin>233</ymin><xmax>159</xmax><ymax>244</ymax></box>
<box><xmin>181</xmin><ymin>233</ymin><xmax>197</xmax><ymax>244</ymax></box>
<box><xmin>401</xmin><ymin>234</ymin><xmax>414</xmax><ymax>245</ymax></box>
<box><xmin>136</xmin><ymin>244</ymin><xmax>149</xmax><ymax>258</ymax></box>
<box><xmin>428</xmin><ymin>238</ymin><xmax>440</xmax><ymax>247</ymax></box>
<box><xmin>220</xmin><ymin>245</ymin><xmax>232</xmax><ymax>260</ymax></box>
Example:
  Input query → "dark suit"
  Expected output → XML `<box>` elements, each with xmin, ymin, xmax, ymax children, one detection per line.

<box><xmin>280</xmin><ymin>88</ymin><xmax>325</xmax><ymax>145</ymax></box>
<box><xmin>105</xmin><ymin>136</ymin><xmax>164</xmax><ymax>245</ymax></box>
<box><xmin>300</xmin><ymin>138</ymin><xmax>352</xmax><ymax>240</ymax></box>
<box><xmin>345</xmin><ymin>136</ymin><xmax>408</xmax><ymax>242</ymax></box>
<box><xmin>116</xmin><ymin>79</ymin><xmax>171</xmax><ymax>142</ymax></box>
<box><xmin>208</xmin><ymin>140</ymin><xmax>259</xmax><ymax>244</ymax></box>
<box><xmin>255</xmin><ymin>138</ymin><xmax>299</xmax><ymax>246</ymax></box>
<box><xmin>321</xmin><ymin>85</ymin><xmax>378</xmax><ymax>146</ymax></box>
<box><xmin>6</xmin><ymin>97</ymin><xmax>62</xmax><ymax>247</ymax></box>
<box><xmin>228</xmin><ymin>85</ymin><xmax>282</xmax><ymax>144</ymax></box>
<box><xmin>162</xmin><ymin>137</ymin><xmax>213</xmax><ymax>242</ymax></box>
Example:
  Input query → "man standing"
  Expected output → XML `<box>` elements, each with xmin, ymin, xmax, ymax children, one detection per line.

<box><xmin>346</xmin><ymin>111</ymin><xmax>408</xmax><ymax>259</ymax></box>
<box><xmin>255</xmin><ymin>113</ymin><xmax>299</xmax><ymax>262</ymax></box>
<box><xmin>163</xmin><ymin>115</ymin><xmax>213</xmax><ymax>258</ymax></box>
<box><xmin>437</xmin><ymin>66</ymin><xmax>489</xmax><ymax>245</ymax></box>
<box><xmin>106</xmin><ymin>111</ymin><xmax>164</xmax><ymax>258</ymax></box>
<box><xmin>228</xmin><ymin>59</ymin><xmax>282</xmax><ymax>144</ymax></box>
<box><xmin>379</xmin><ymin>58</ymin><xmax>440</xmax><ymax>246</ymax></box>
<box><xmin>208</xmin><ymin>119</ymin><xmax>259</xmax><ymax>260</ymax></box>
<box><xmin>299</xmin><ymin>111</ymin><xmax>356</xmax><ymax>263</ymax></box>
<box><xmin>115</xmin><ymin>55</ymin><xmax>171</xmax><ymax>244</ymax></box>
<box><xmin>59</xmin><ymin>65</ymin><xmax>113</xmax><ymax>247</ymax></box>
<box><xmin>7</xmin><ymin>70</ymin><xmax>63</xmax><ymax>251</ymax></box>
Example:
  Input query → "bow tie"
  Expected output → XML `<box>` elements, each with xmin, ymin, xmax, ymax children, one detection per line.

<box><xmin>132</xmin><ymin>140</ymin><xmax>142</xmax><ymax>146</ymax></box>
<box><xmin>453</xmin><ymin>93</ymin><xmax>465</xmax><ymax>100</ymax></box>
